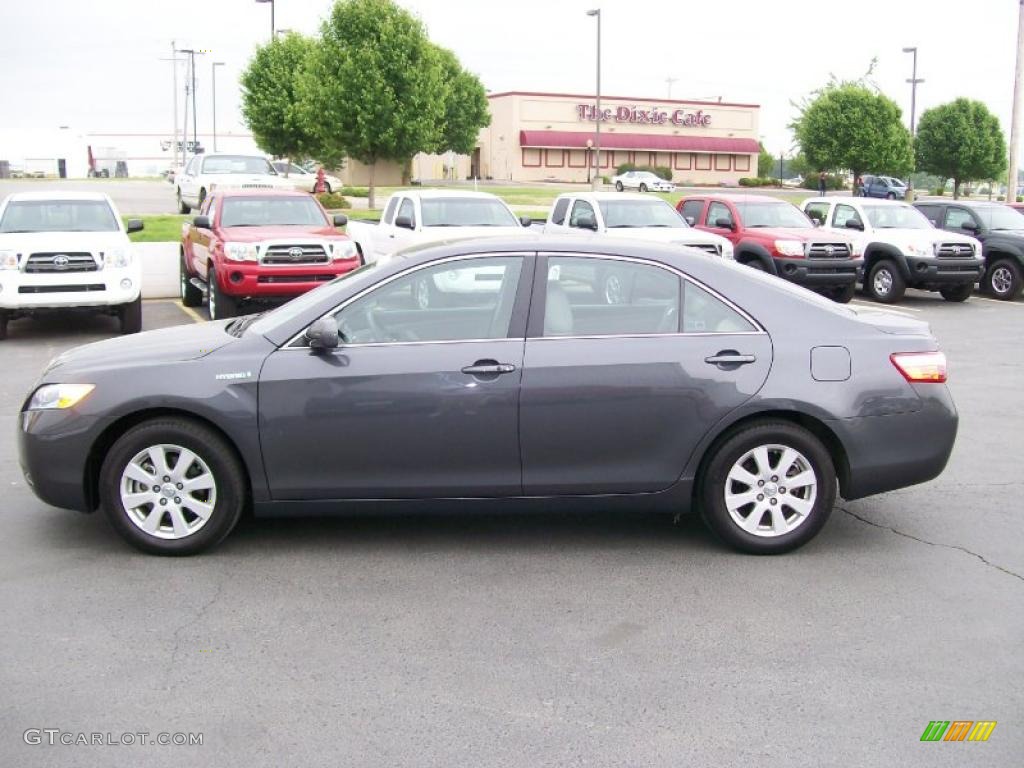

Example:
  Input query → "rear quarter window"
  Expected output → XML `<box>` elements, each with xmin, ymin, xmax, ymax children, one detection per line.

<box><xmin>550</xmin><ymin>198</ymin><xmax>570</xmax><ymax>226</ymax></box>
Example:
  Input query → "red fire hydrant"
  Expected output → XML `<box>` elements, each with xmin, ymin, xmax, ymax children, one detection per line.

<box><xmin>315</xmin><ymin>167</ymin><xmax>326</xmax><ymax>194</ymax></box>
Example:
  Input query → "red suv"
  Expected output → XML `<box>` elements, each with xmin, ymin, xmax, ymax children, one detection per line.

<box><xmin>677</xmin><ymin>194</ymin><xmax>862</xmax><ymax>302</ymax></box>
<box><xmin>181</xmin><ymin>189</ymin><xmax>361</xmax><ymax>319</ymax></box>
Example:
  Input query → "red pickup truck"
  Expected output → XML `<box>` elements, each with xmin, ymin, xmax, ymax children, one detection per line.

<box><xmin>180</xmin><ymin>189</ymin><xmax>360</xmax><ymax>319</ymax></box>
<box><xmin>677</xmin><ymin>194</ymin><xmax>862</xmax><ymax>302</ymax></box>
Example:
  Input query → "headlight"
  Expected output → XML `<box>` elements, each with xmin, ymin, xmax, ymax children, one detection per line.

<box><xmin>224</xmin><ymin>242</ymin><xmax>259</xmax><ymax>262</ymax></box>
<box><xmin>721</xmin><ymin>242</ymin><xmax>735</xmax><ymax>260</ymax></box>
<box><xmin>906</xmin><ymin>243</ymin><xmax>930</xmax><ymax>257</ymax></box>
<box><xmin>330</xmin><ymin>240</ymin><xmax>358</xmax><ymax>260</ymax></box>
<box><xmin>27</xmin><ymin>383</ymin><xmax>95</xmax><ymax>410</ymax></box>
<box><xmin>774</xmin><ymin>240</ymin><xmax>805</xmax><ymax>257</ymax></box>
<box><xmin>104</xmin><ymin>248</ymin><xmax>131</xmax><ymax>268</ymax></box>
<box><xmin>0</xmin><ymin>249</ymin><xmax>18</xmax><ymax>270</ymax></box>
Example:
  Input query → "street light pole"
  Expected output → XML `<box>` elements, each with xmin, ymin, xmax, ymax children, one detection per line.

<box><xmin>586</xmin><ymin>9</ymin><xmax>601</xmax><ymax>190</ymax></box>
<box><xmin>256</xmin><ymin>0</ymin><xmax>275</xmax><ymax>40</ymax></box>
<box><xmin>212</xmin><ymin>61</ymin><xmax>225</xmax><ymax>152</ymax></box>
<box><xmin>1008</xmin><ymin>0</ymin><xmax>1024</xmax><ymax>202</ymax></box>
<box><xmin>902</xmin><ymin>47</ymin><xmax>924</xmax><ymax>135</ymax></box>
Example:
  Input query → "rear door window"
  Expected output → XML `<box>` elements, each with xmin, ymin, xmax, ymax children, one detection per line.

<box><xmin>679</xmin><ymin>199</ymin><xmax>704</xmax><ymax>225</ymax></box>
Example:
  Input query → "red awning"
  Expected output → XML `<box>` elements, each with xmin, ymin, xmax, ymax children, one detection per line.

<box><xmin>519</xmin><ymin>130</ymin><xmax>758</xmax><ymax>154</ymax></box>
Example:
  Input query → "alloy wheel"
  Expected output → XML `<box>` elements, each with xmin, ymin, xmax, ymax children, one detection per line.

<box><xmin>872</xmin><ymin>268</ymin><xmax>893</xmax><ymax>297</ymax></box>
<box><xmin>119</xmin><ymin>444</ymin><xmax>218</xmax><ymax>540</ymax></box>
<box><xmin>991</xmin><ymin>266</ymin><xmax>1013</xmax><ymax>296</ymax></box>
<box><xmin>724</xmin><ymin>443</ymin><xmax>818</xmax><ymax>537</ymax></box>
<box><xmin>604</xmin><ymin>274</ymin><xmax>624</xmax><ymax>304</ymax></box>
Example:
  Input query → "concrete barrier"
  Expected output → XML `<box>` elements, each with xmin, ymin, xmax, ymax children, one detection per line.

<box><xmin>134</xmin><ymin>242</ymin><xmax>180</xmax><ymax>299</ymax></box>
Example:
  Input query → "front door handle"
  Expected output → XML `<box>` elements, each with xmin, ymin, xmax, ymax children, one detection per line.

<box><xmin>705</xmin><ymin>351</ymin><xmax>756</xmax><ymax>367</ymax></box>
<box><xmin>461</xmin><ymin>360</ymin><xmax>517</xmax><ymax>376</ymax></box>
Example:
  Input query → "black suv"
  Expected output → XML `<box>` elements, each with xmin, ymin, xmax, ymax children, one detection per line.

<box><xmin>915</xmin><ymin>201</ymin><xmax>1024</xmax><ymax>300</ymax></box>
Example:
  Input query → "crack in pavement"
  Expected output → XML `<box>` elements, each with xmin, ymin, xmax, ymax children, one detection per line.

<box><xmin>839</xmin><ymin>507</ymin><xmax>1024</xmax><ymax>584</ymax></box>
<box><xmin>164</xmin><ymin>577</ymin><xmax>227</xmax><ymax>692</ymax></box>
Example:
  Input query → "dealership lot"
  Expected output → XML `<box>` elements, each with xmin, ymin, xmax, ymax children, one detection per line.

<box><xmin>1</xmin><ymin>293</ymin><xmax>1021</xmax><ymax>766</ymax></box>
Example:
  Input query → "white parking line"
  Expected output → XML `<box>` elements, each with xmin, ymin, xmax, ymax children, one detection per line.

<box><xmin>972</xmin><ymin>296</ymin><xmax>1024</xmax><ymax>307</ymax></box>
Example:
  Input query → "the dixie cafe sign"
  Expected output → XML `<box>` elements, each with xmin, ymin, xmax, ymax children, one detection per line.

<box><xmin>576</xmin><ymin>103</ymin><xmax>711</xmax><ymax>127</ymax></box>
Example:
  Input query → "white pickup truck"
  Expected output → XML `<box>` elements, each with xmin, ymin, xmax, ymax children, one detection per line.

<box><xmin>346</xmin><ymin>189</ymin><xmax>532</xmax><ymax>265</ymax></box>
<box><xmin>176</xmin><ymin>153</ymin><xmax>293</xmax><ymax>214</ymax></box>
<box><xmin>541</xmin><ymin>192</ymin><xmax>734</xmax><ymax>260</ymax></box>
<box><xmin>0</xmin><ymin>191</ymin><xmax>144</xmax><ymax>339</ymax></box>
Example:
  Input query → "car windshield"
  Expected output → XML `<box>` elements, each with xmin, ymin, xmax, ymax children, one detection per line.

<box><xmin>976</xmin><ymin>205</ymin><xmax>1024</xmax><ymax>230</ymax></box>
<box><xmin>739</xmin><ymin>202</ymin><xmax>812</xmax><ymax>229</ymax></box>
<box><xmin>0</xmin><ymin>199</ymin><xmax>119</xmax><ymax>232</ymax></box>
<box><xmin>598</xmin><ymin>199</ymin><xmax>687</xmax><ymax>228</ymax></box>
<box><xmin>863</xmin><ymin>204</ymin><xmax>931</xmax><ymax>229</ymax></box>
<box><xmin>420</xmin><ymin>198</ymin><xmax>519</xmax><ymax>227</ymax></box>
<box><xmin>202</xmin><ymin>156</ymin><xmax>277</xmax><ymax>175</ymax></box>
<box><xmin>220</xmin><ymin>197</ymin><xmax>329</xmax><ymax>227</ymax></box>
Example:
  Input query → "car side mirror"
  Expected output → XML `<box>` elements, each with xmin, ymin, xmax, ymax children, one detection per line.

<box><xmin>305</xmin><ymin>317</ymin><xmax>339</xmax><ymax>350</ymax></box>
<box><xmin>960</xmin><ymin>220</ymin><xmax>978</xmax><ymax>232</ymax></box>
<box><xmin>576</xmin><ymin>213</ymin><xmax>598</xmax><ymax>230</ymax></box>
<box><xmin>125</xmin><ymin>218</ymin><xmax>144</xmax><ymax>233</ymax></box>
<box><xmin>844</xmin><ymin>219</ymin><xmax>864</xmax><ymax>231</ymax></box>
<box><xmin>395</xmin><ymin>215</ymin><xmax>415</xmax><ymax>230</ymax></box>
<box><xmin>519</xmin><ymin>215</ymin><xmax>532</xmax><ymax>227</ymax></box>
<box><xmin>811</xmin><ymin>218</ymin><xmax>821</xmax><ymax>227</ymax></box>
<box><xmin>333</xmin><ymin>213</ymin><xmax>348</xmax><ymax>227</ymax></box>
<box><xmin>714</xmin><ymin>217</ymin><xmax>734</xmax><ymax>230</ymax></box>
<box><xmin>192</xmin><ymin>215</ymin><xmax>211</xmax><ymax>229</ymax></box>
<box><xmin>684</xmin><ymin>216</ymin><xmax>695</xmax><ymax>226</ymax></box>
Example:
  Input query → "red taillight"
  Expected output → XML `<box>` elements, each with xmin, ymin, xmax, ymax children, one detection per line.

<box><xmin>890</xmin><ymin>351</ymin><xmax>947</xmax><ymax>383</ymax></box>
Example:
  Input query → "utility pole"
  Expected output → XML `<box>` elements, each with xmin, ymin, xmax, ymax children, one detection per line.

<box><xmin>158</xmin><ymin>42</ymin><xmax>183</xmax><ymax>169</ymax></box>
<box><xmin>902</xmin><ymin>47</ymin><xmax>924</xmax><ymax>135</ymax></box>
<box><xmin>212</xmin><ymin>61</ymin><xmax>225</xmax><ymax>152</ymax></box>
<box><xmin>1009</xmin><ymin>0</ymin><xmax>1024</xmax><ymax>202</ymax></box>
<box><xmin>665</xmin><ymin>76</ymin><xmax>678</xmax><ymax>100</ymax></box>
<box><xmin>179</xmin><ymin>49</ymin><xmax>207</xmax><ymax>158</ymax></box>
<box><xmin>586</xmin><ymin>9</ymin><xmax>601</xmax><ymax>190</ymax></box>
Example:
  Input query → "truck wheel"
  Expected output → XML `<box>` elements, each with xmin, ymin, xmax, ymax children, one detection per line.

<box><xmin>119</xmin><ymin>296</ymin><xmax>143</xmax><ymax>334</ymax></box>
<box><xmin>866</xmin><ymin>260</ymin><xmax>905</xmax><ymax>303</ymax></box>
<box><xmin>939</xmin><ymin>284</ymin><xmax>973</xmax><ymax>303</ymax></box>
<box><xmin>177</xmin><ymin>189</ymin><xmax>190</xmax><ymax>214</ymax></box>
<box><xmin>208</xmin><ymin>267</ymin><xmax>237</xmax><ymax>320</ymax></box>
<box><xmin>180</xmin><ymin>251</ymin><xmax>203</xmax><ymax>307</ymax></box>
<box><xmin>98</xmin><ymin>417</ymin><xmax>246</xmax><ymax>555</ymax></box>
<box><xmin>984</xmin><ymin>258</ymin><xmax>1023</xmax><ymax>300</ymax></box>
<box><xmin>615</xmin><ymin>181</ymin><xmax>624</xmax><ymax>192</ymax></box>
<box><xmin>700</xmin><ymin>420</ymin><xmax>836</xmax><ymax>554</ymax></box>
<box><xmin>0</xmin><ymin>310</ymin><xmax>8</xmax><ymax>340</ymax></box>
<box><xmin>829</xmin><ymin>284</ymin><xmax>856</xmax><ymax>303</ymax></box>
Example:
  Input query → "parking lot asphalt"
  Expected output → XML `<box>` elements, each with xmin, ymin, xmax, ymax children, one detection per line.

<box><xmin>1</xmin><ymin>294</ymin><xmax>1021</xmax><ymax>767</ymax></box>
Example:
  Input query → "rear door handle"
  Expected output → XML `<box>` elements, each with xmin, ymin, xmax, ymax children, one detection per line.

<box><xmin>705</xmin><ymin>351</ymin><xmax>757</xmax><ymax>367</ymax></box>
<box><xmin>461</xmin><ymin>361</ymin><xmax>517</xmax><ymax>376</ymax></box>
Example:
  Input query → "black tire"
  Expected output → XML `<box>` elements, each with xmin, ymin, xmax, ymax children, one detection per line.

<box><xmin>197</xmin><ymin>188</ymin><xmax>207</xmax><ymax>208</ymax></box>
<box><xmin>866</xmin><ymin>259</ymin><xmax>906</xmax><ymax>303</ymax></box>
<box><xmin>180</xmin><ymin>250</ymin><xmax>203</xmax><ymax>307</ymax></box>
<box><xmin>119</xmin><ymin>296</ymin><xmax>142</xmax><ymax>334</ymax></box>
<box><xmin>0</xmin><ymin>310</ymin><xmax>8</xmax><ymax>340</ymax></box>
<box><xmin>886</xmin><ymin>192</ymin><xmax>897</xmax><ymax>200</ymax></box>
<box><xmin>176</xmin><ymin>189</ymin><xmax>190</xmax><ymax>214</ymax></box>
<box><xmin>983</xmin><ymin>258</ymin><xmax>1023</xmax><ymax>300</ymax></box>
<box><xmin>615</xmin><ymin>181</ymin><xmax>624</xmax><ymax>192</ymax></box>
<box><xmin>939</xmin><ymin>284</ymin><xmax>973</xmax><ymax>303</ymax></box>
<box><xmin>829</xmin><ymin>283</ymin><xmax>856</xmax><ymax>303</ymax></box>
<box><xmin>744</xmin><ymin>259</ymin><xmax>767</xmax><ymax>272</ymax></box>
<box><xmin>98</xmin><ymin>418</ymin><xmax>246</xmax><ymax>555</ymax></box>
<box><xmin>413</xmin><ymin>274</ymin><xmax>442</xmax><ymax>309</ymax></box>
<box><xmin>208</xmin><ymin>266</ymin><xmax>237</xmax><ymax>320</ymax></box>
<box><xmin>323</xmin><ymin>182</ymin><xmax>332</xmax><ymax>194</ymax></box>
<box><xmin>700</xmin><ymin>421</ymin><xmax>836</xmax><ymax>554</ymax></box>
<box><xmin>639</xmin><ymin>183</ymin><xmax>648</xmax><ymax>193</ymax></box>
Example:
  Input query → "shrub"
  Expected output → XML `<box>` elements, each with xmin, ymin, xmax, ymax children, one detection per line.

<box><xmin>614</xmin><ymin>163</ymin><xmax>672</xmax><ymax>181</ymax></box>
<box><xmin>339</xmin><ymin>186</ymin><xmax>369</xmax><ymax>198</ymax></box>
<box><xmin>932</xmin><ymin>187</ymin><xmax>945</xmax><ymax>196</ymax></box>
<box><xmin>998</xmin><ymin>195</ymin><xmax>1006</xmax><ymax>201</ymax></box>
<box><xmin>316</xmin><ymin>192</ymin><xmax>351</xmax><ymax>209</ymax></box>
<box><xmin>801</xmin><ymin>173</ymin><xmax>846</xmax><ymax>191</ymax></box>
<box><xmin>738</xmin><ymin>177</ymin><xmax>763</xmax><ymax>187</ymax></box>
<box><xmin>1018</xmin><ymin>195</ymin><xmax>1023</xmax><ymax>203</ymax></box>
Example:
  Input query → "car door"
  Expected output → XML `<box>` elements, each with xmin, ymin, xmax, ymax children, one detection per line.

<box><xmin>519</xmin><ymin>254</ymin><xmax>772</xmax><ymax>495</ymax></box>
<box><xmin>258</xmin><ymin>253</ymin><xmax>533</xmax><ymax>500</ymax></box>
<box><xmin>702</xmin><ymin>200</ymin><xmax>739</xmax><ymax>245</ymax></box>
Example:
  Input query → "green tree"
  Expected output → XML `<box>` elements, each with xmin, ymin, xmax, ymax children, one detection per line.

<box><xmin>791</xmin><ymin>81</ymin><xmax>914</xmax><ymax>193</ymax></box>
<box><xmin>757</xmin><ymin>142</ymin><xmax>775</xmax><ymax>179</ymax></box>
<box><xmin>300</xmin><ymin>0</ymin><xmax>448</xmax><ymax>208</ymax></box>
<box><xmin>431</xmin><ymin>45</ymin><xmax>489</xmax><ymax>157</ymax></box>
<box><xmin>915</xmin><ymin>98</ymin><xmax>1007</xmax><ymax>199</ymax></box>
<box><xmin>240</xmin><ymin>32</ymin><xmax>316</xmax><ymax>171</ymax></box>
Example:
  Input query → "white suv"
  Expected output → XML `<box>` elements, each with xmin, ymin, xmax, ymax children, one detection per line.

<box><xmin>0</xmin><ymin>191</ymin><xmax>143</xmax><ymax>338</ymax></box>
<box><xmin>176</xmin><ymin>154</ymin><xmax>291</xmax><ymax>213</ymax></box>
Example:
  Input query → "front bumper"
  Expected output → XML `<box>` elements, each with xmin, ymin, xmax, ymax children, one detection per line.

<box><xmin>0</xmin><ymin>267</ymin><xmax>141</xmax><ymax>310</ymax></box>
<box><xmin>18</xmin><ymin>408</ymin><xmax>99</xmax><ymax>512</ymax></box>
<box><xmin>903</xmin><ymin>256</ymin><xmax>983</xmax><ymax>287</ymax></box>
<box><xmin>772</xmin><ymin>256</ymin><xmax>862</xmax><ymax>287</ymax></box>
<box><xmin>215</xmin><ymin>257</ymin><xmax>361</xmax><ymax>298</ymax></box>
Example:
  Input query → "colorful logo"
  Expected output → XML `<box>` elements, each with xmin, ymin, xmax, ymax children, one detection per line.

<box><xmin>921</xmin><ymin>721</ymin><xmax>997</xmax><ymax>742</ymax></box>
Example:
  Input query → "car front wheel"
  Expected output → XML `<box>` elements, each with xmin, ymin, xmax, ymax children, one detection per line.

<box><xmin>177</xmin><ymin>189</ymin><xmax>190</xmax><ymax>214</ymax></box>
<box><xmin>119</xmin><ymin>296</ymin><xmax>142</xmax><ymax>334</ymax></box>
<box><xmin>867</xmin><ymin>260</ymin><xmax>906</xmax><ymax>303</ymax></box>
<box><xmin>615</xmin><ymin>181</ymin><xmax>624</xmax><ymax>192</ymax></box>
<box><xmin>99</xmin><ymin>418</ymin><xmax>246</xmax><ymax>555</ymax></box>
<box><xmin>180</xmin><ymin>251</ymin><xmax>203</xmax><ymax>307</ymax></box>
<box><xmin>639</xmin><ymin>183</ymin><xmax>648</xmax><ymax>192</ymax></box>
<box><xmin>700</xmin><ymin>421</ymin><xmax>836</xmax><ymax>554</ymax></box>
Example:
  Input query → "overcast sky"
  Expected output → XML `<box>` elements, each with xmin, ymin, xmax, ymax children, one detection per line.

<box><xmin>0</xmin><ymin>0</ymin><xmax>1019</xmax><ymax>161</ymax></box>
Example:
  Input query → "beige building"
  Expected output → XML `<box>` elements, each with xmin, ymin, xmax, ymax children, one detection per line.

<box><xmin>477</xmin><ymin>91</ymin><xmax>760</xmax><ymax>185</ymax></box>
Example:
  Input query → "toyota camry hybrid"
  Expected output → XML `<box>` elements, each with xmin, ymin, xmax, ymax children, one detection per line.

<box><xmin>17</xmin><ymin>237</ymin><xmax>958</xmax><ymax>556</ymax></box>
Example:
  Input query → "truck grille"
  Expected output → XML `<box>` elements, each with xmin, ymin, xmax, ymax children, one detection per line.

<box><xmin>19</xmin><ymin>283</ymin><xmax>106</xmax><ymax>293</ymax></box>
<box><xmin>262</xmin><ymin>244</ymin><xmax>329</xmax><ymax>265</ymax></box>
<box><xmin>24</xmin><ymin>252</ymin><xmax>98</xmax><ymax>273</ymax></box>
<box><xmin>240</xmin><ymin>183</ymin><xmax>273</xmax><ymax>189</ymax></box>
<box><xmin>688</xmin><ymin>243</ymin><xmax>722</xmax><ymax>257</ymax></box>
<box><xmin>258</xmin><ymin>274</ymin><xmax>336</xmax><ymax>284</ymax></box>
<box><xmin>935</xmin><ymin>242</ymin><xmax>973</xmax><ymax>258</ymax></box>
<box><xmin>807</xmin><ymin>242</ymin><xmax>851</xmax><ymax>259</ymax></box>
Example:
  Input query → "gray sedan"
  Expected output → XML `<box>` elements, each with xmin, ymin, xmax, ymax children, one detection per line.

<box><xmin>18</xmin><ymin>237</ymin><xmax>958</xmax><ymax>555</ymax></box>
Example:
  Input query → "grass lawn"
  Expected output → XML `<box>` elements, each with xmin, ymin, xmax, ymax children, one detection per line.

<box><xmin>125</xmin><ymin>215</ymin><xmax>187</xmax><ymax>243</ymax></box>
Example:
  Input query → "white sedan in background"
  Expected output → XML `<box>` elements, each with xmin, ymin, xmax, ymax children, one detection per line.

<box><xmin>271</xmin><ymin>161</ymin><xmax>343</xmax><ymax>194</ymax></box>
<box><xmin>611</xmin><ymin>170</ymin><xmax>675</xmax><ymax>193</ymax></box>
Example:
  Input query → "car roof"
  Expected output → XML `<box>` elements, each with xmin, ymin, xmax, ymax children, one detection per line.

<box><xmin>818</xmin><ymin>196</ymin><xmax>909</xmax><ymax>206</ymax></box>
<box><xmin>4</xmin><ymin>190</ymin><xmax>113</xmax><ymax>203</ymax></box>
<box><xmin>920</xmin><ymin>200</ymin><xmax>1001</xmax><ymax>209</ymax></box>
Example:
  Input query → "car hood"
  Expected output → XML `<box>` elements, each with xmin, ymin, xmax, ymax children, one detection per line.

<box><xmin>44</xmin><ymin>321</ymin><xmax>237</xmax><ymax>377</ymax></box>
<box><xmin>871</xmin><ymin>229</ymin><xmax>976</xmax><ymax>247</ymax></box>
<box><xmin>218</xmin><ymin>225</ymin><xmax>347</xmax><ymax>242</ymax></box>
<box><xmin>747</xmin><ymin>227</ymin><xmax>820</xmax><ymax>241</ymax></box>
<box><xmin>206</xmin><ymin>175</ymin><xmax>292</xmax><ymax>190</ymax></box>
<box><xmin>0</xmin><ymin>230</ymin><xmax>129</xmax><ymax>251</ymax></box>
<box><xmin>602</xmin><ymin>228</ymin><xmax>725</xmax><ymax>246</ymax></box>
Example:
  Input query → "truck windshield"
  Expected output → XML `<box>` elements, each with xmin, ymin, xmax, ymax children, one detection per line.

<box><xmin>863</xmin><ymin>205</ymin><xmax>931</xmax><ymax>229</ymax></box>
<box><xmin>202</xmin><ymin>156</ymin><xmax>277</xmax><ymax>175</ymax></box>
<box><xmin>740</xmin><ymin>202</ymin><xmax>812</xmax><ymax>229</ymax></box>
<box><xmin>0</xmin><ymin>200</ymin><xmax>119</xmax><ymax>232</ymax></box>
<box><xmin>420</xmin><ymin>198</ymin><xmax>519</xmax><ymax>227</ymax></box>
<box><xmin>220</xmin><ymin>197</ymin><xmax>329</xmax><ymax>227</ymax></box>
<box><xmin>598</xmin><ymin>199</ymin><xmax>686</xmax><ymax>228</ymax></box>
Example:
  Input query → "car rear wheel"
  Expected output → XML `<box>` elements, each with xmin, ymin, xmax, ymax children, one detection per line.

<box><xmin>829</xmin><ymin>284</ymin><xmax>856</xmax><ymax>303</ymax></box>
<box><xmin>615</xmin><ymin>181</ymin><xmax>624</xmax><ymax>192</ymax></box>
<box><xmin>208</xmin><ymin>267</ymin><xmax>238</xmax><ymax>320</ymax></box>
<box><xmin>180</xmin><ymin>251</ymin><xmax>203</xmax><ymax>307</ymax></box>
<box><xmin>639</xmin><ymin>183</ymin><xmax>648</xmax><ymax>192</ymax></box>
<box><xmin>701</xmin><ymin>421</ymin><xmax>836</xmax><ymax>554</ymax></box>
<box><xmin>939</xmin><ymin>284</ymin><xmax>973</xmax><ymax>302</ymax></box>
<box><xmin>99</xmin><ymin>418</ymin><xmax>246</xmax><ymax>555</ymax></box>
<box><xmin>176</xmin><ymin>189</ymin><xmax>190</xmax><ymax>214</ymax></box>
<box><xmin>867</xmin><ymin>260</ymin><xmax>905</xmax><ymax>303</ymax></box>
<box><xmin>886</xmin><ymin>192</ymin><xmax>897</xmax><ymax>200</ymax></box>
<box><xmin>119</xmin><ymin>296</ymin><xmax>142</xmax><ymax>334</ymax></box>
<box><xmin>984</xmin><ymin>258</ymin><xmax>1023</xmax><ymax>300</ymax></box>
